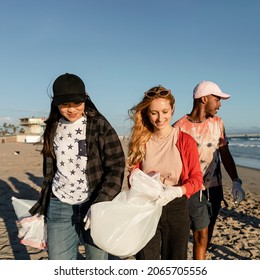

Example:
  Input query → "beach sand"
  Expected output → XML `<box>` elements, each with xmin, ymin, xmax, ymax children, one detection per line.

<box><xmin>0</xmin><ymin>141</ymin><xmax>259</xmax><ymax>260</ymax></box>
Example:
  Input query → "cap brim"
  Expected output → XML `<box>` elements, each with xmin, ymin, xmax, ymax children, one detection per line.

<box><xmin>194</xmin><ymin>92</ymin><xmax>231</xmax><ymax>99</ymax></box>
<box><xmin>213</xmin><ymin>92</ymin><xmax>231</xmax><ymax>100</ymax></box>
<box><xmin>53</xmin><ymin>94</ymin><xmax>86</xmax><ymax>105</ymax></box>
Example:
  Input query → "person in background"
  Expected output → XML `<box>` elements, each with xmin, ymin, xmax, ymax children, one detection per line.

<box><xmin>174</xmin><ymin>80</ymin><xmax>246</xmax><ymax>260</ymax></box>
<box><xmin>127</xmin><ymin>85</ymin><xmax>203</xmax><ymax>260</ymax></box>
<box><xmin>30</xmin><ymin>73</ymin><xmax>125</xmax><ymax>260</ymax></box>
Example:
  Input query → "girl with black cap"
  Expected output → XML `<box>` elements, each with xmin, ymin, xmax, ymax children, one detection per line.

<box><xmin>30</xmin><ymin>73</ymin><xmax>125</xmax><ymax>260</ymax></box>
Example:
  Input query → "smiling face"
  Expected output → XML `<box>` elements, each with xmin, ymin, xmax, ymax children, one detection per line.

<box><xmin>58</xmin><ymin>101</ymin><xmax>85</xmax><ymax>122</ymax></box>
<box><xmin>147</xmin><ymin>98</ymin><xmax>174</xmax><ymax>132</ymax></box>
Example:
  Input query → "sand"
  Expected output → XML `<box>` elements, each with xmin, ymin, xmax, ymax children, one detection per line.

<box><xmin>0</xmin><ymin>141</ymin><xmax>259</xmax><ymax>260</ymax></box>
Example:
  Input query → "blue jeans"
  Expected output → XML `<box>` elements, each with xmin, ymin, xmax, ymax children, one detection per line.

<box><xmin>47</xmin><ymin>198</ymin><xmax>118</xmax><ymax>260</ymax></box>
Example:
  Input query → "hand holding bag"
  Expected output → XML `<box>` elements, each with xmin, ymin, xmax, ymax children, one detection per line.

<box><xmin>90</xmin><ymin>169</ymin><xmax>164</xmax><ymax>258</ymax></box>
<box><xmin>11</xmin><ymin>197</ymin><xmax>47</xmax><ymax>250</ymax></box>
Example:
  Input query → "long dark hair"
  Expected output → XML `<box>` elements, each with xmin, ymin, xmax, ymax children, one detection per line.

<box><xmin>42</xmin><ymin>95</ymin><xmax>99</xmax><ymax>158</ymax></box>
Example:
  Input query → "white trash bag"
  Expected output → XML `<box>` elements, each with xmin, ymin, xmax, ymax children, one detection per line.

<box><xmin>90</xmin><ymin>169</ymin><xmax>164</xmax><ymax>258</ymax></box>
<box><xmin>11</xmin><ymin>197</ymin><xmax>47</xmax><ymax>250</ymax></box>
<box><xmin>11</xmin><ymin>197</ymin><xmax>36</xmax><ymax>220</ymax></box>
<box><xmin>126</xmin><ymin>169</ymin><xmax>164</xmax><ymax>204</ymax></box>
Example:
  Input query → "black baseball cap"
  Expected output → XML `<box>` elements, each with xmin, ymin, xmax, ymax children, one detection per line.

<box><xmin>52</xmin><ymin>73</ymin><xmax>86</xmax><ymax>105</ymax></box>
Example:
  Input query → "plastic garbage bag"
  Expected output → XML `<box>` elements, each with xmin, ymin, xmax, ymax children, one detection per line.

<box><xmin>11</xmin><ymin>197</ymin><xmax>47</xmax><ymax>250</ymax></box>
<box><xmin>126</xmin><ymin>169</ymin><xmax>164</xmax><ymax>204</ymax></box>
<box><xmin>90</xmin><ymin>169</ymin><xmax>164</xmax><ymax>258</ymax></box>
<box><xmin>11</xmin><ymin>197</ymin><xmax>36</xmax><ymax>220</ymax></box>
<box><xmin>18</xmin><ymin>214</ymin><xmax>47</xmax><ymax>249</ymax></box>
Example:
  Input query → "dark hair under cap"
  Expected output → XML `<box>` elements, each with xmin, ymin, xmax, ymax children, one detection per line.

<box><xmin>52</xmin><ymin>73</ymin><xmax>86</xmax><ymax>105</ymax></box>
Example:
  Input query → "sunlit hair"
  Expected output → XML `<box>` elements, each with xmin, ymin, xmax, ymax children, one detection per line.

<box><xmin>127</xmin><ymin>85</ymin><xmax>175</xmax><ymax>170</ymax></box>
<box><xmin>42</xmin><ymin>95</ymin><xmax>99</xmax><ymax>158</ymax></box>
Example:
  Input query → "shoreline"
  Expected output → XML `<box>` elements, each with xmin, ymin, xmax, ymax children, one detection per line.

<box><xmin>233</xmin><ymin>158</ymin><xmax>260</xmax><ymax>171</ymax></box>
<box><xmin>222</xmin><ymin>164</ymin><xmax>260</xmax><ymax>199</ymax></box>
<box><xmin>0</xmin><ymin>142</ymin><xmax>259</xmax><ymax>260</ymax></box>
<box><xmin>236</xmin><ymin>164</ymin><xmax>260</xmax><ymax>171</ymax></box>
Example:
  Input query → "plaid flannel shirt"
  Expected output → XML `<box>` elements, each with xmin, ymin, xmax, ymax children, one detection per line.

<box><xmin>30</xmin><ymin>112</ymin><xmax>125</xmax><ymax>216</ymax></box>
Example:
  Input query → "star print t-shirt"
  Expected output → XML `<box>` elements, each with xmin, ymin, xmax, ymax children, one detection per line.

<box><xmin>52</xmin><ymin>116</ymin><xmax>89</xmax><ymax>205</ymax></box>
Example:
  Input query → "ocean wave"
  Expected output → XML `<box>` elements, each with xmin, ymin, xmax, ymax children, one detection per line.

<box><xmin>227</xmin><ymin>137</ymin><xmax>260</xmax><ymax>169</ymax></box>
<box><xmin>229</xmin><ymin>143</ymin><xmax>260</xmax><ymax>148</ymax></box>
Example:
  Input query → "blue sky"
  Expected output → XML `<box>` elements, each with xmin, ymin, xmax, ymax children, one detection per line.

<box><xmin>0</xmin><ymin>0</ymin><xmax>259</xmax><ymax>136</ymax></box>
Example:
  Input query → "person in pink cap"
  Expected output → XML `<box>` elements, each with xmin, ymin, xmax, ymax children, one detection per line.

<box><xmin>174</xmin><ymin>80</ymin><xmax>245</xmax><ymax>260</ymax></box>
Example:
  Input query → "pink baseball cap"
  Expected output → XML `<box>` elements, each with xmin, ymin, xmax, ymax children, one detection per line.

<box><xmin>193</xmin><ymin>81</ymin><xmax>231</xmax><ymax>99</ymax></box>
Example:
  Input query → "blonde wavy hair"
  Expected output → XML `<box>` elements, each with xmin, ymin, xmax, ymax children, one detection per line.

<box><xmin>127</xmin><ymin>85</ymin><xmax>175</xmax><ymax>170</ymax></box>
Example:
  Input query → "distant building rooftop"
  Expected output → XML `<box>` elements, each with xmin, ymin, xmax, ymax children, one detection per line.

<box><xmin>19</xmin><ymin>117</ymin><xmax>46</xmax><ymax>138</ymax></box>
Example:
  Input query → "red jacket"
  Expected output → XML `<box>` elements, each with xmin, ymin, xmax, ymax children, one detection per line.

<box><xmin>130</xmin><ymin>130</ymin><xmax>202</xmax><ymax>198</ymax></box>
<box><xmin>175</xmin><ymin>130</ymin><xmax>202</xmax><ymax>198</ymax></box>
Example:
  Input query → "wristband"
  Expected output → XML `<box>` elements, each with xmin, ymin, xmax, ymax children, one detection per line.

<box><xmin>233</xmin><ymin>178</ymin><xmax>242</xmax><ymax>184</ymax></box>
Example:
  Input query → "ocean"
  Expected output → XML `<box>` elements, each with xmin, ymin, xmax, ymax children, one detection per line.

<box><xmin>228</xmin><ymin>135</ymin><xmax>260</xmax><ymax>170</ymax></box>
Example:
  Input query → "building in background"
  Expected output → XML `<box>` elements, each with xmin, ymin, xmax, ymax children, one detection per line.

<box><xmin>16</xmin><ymin>117</ymin><xmax>46</xmax><ymax>143</ymax></box>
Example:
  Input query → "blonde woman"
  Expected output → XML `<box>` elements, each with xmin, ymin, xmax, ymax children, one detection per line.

<box><xmin>127</xmin><ymin>85</ymin><xmax>202</xmax><ymax>260</ymax></box>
